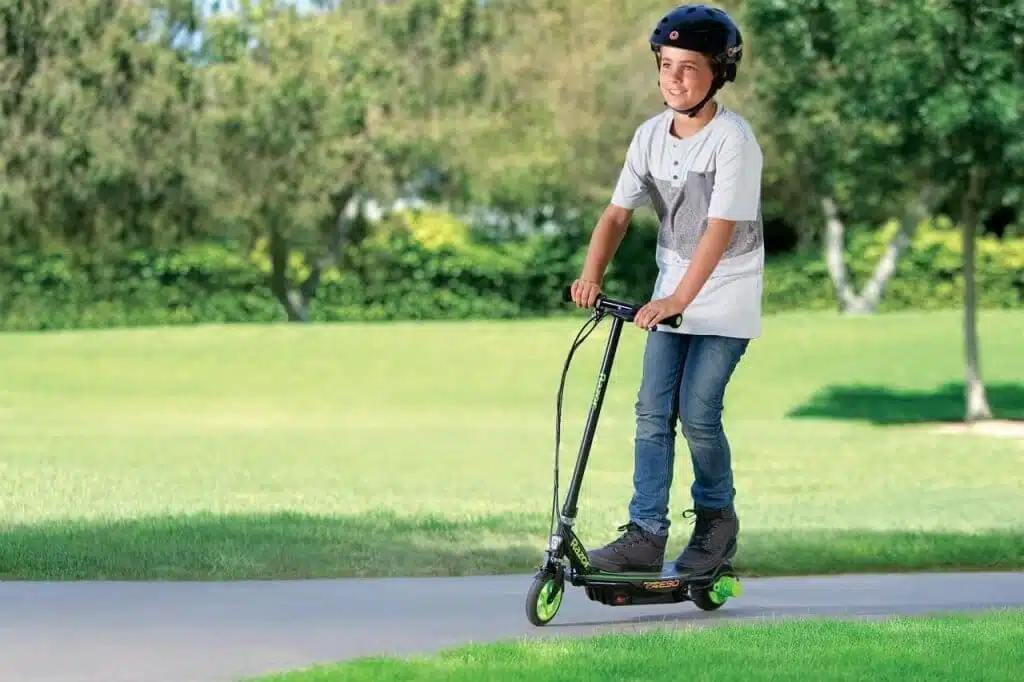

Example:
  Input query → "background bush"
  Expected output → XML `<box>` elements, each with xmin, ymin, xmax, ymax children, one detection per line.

<box><xmin>2</xmin><ymin>211</ymin><xmax>1021</xmax><ymax>333</ymax></box>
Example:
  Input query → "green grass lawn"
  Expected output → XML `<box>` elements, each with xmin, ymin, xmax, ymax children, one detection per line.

<box><xmin>245</xmin><ymin>609</ymin><xmax>1024</xmax><ymax>682</ymax></box>
<box><xmin>0</xmin><ymin>308</ymin><xmax>1022</xmax><ymax>580</ymax></box>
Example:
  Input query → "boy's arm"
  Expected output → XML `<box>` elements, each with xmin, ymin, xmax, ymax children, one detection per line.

<box><xmin>579</xmin><ymin>127</ymin><xmax>650</xmax><ymax>286</ymax></box>
<box><xmin>580</xmin><ymin>205</ymin><xmax>632</xmax><ymax>285</ymax></box>
<box><xmin>666</xmin><ymin>217</ymin><xmax>737</xmax><ymax>310</ymax></box>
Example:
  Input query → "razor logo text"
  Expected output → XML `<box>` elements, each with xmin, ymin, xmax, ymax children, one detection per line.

<box><xmin>570</xmin><ymin>536</ymin><xmax>590</xmax><ymax>569</ymax></box>
<box><xmin>643</xmin><ymin>579</ymin><xmax>681</xmax><ymax>590</ymax></box>
<box><xmin>591</xmin><ymin>373</ymin><xmax>607</xmax><ymax>409</ymax></box>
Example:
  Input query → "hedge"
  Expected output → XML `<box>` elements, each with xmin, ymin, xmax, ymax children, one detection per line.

<box><xmin>1</xmin><ymin>212</ymin><xmax>1021</xmax><ymax>332</ymax></box>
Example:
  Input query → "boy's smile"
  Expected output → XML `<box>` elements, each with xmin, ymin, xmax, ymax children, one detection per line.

<box><xmin>657</xmin><ymin>45</ymin><xmax>715</xmax><ymax>114</ymax></box>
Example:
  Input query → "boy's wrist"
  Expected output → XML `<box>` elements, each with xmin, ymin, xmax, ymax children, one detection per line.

<box><xmin>669</xmin><ymin>290</ymin><xmax>691</xmax><ymax>311</ymax></box>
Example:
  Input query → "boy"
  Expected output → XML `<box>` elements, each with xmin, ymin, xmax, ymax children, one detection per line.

<box><xmin>568</xmin><ymin>4</ymin><xmax>764</xmax><ymax>576</ymax></box>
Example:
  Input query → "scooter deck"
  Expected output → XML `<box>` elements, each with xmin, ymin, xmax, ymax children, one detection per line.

<box><xmin>573</xmin><ymin>561</ymin><xmax>734</xmax><ymax>585</ymax></box>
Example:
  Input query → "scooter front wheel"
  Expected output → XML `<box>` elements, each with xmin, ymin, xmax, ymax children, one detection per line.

<box><xmin>526</xmin><ymin>570</ymin><xmax>564</xmax><ymax>626</ymax></box>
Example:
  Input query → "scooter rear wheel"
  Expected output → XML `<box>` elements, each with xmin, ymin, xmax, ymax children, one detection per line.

<box><xmin>691</xmin><ymin>574</ymin><xmax>743</xmax><ymax>611</ymax></box>
<box><xmin>526</xmin><ymin>570</ymin><xmax>564</xmax><ymax>626</ymax></box>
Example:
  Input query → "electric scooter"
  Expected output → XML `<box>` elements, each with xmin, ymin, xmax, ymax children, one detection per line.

<box><xmin>525</xmin><ymin>285</ymin><xmax>743</xmax><ymax>626</ymax></box>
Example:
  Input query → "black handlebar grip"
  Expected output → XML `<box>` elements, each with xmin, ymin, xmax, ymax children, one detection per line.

<box><xmin>562</xmin><ymin>283</ymin><xmax>683</xmax><ymax>329</ymax></box>
<box><xmin>662</xmin><ymin>313</ymin><xmax>683</xmax><ymax>329</ymax></box>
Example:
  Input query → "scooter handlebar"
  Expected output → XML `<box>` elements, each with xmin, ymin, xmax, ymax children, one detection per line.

<box><xmin>561</xmin><ymin>285</ymin><xmax>683</xmax><ymax>329</ymax></box>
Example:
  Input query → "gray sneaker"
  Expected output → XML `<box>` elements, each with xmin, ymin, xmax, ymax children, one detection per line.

<box><xmin>587</xmin><ymin>522</ymin><xmax>667</xmax><ymax>572</ymax></box>
<box><xmin>673</xmin><ymin>505</ymin><xmax>739</xmax><ymax>575</ymax></box>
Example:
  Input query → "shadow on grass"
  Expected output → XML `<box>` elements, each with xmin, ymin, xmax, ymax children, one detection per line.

<box><xmin>0</xmin><ymin>510</ymin><xmax>549</xmax><ymax>581</ymax></box>
<box><xmin>0</xmin><ymin>510</ymin><xmax>1022</xmax><ymax>581</ymax></box>
<box><xmin>787</xmin><ymin>382</ymin><xmax>1024</xmax><ymax>425</ymax></box>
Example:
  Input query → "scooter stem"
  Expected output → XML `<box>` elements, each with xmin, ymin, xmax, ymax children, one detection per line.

<box><xmin>560</xmin><ymin>314</ymin><xmax>625</xmax><ymax>522</ymax></box>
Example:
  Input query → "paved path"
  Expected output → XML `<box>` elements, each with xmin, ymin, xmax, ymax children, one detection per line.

<box><xmin>2</xmin><ymin>571</ymin><xmax>1022</xmax><ymax>682</ymax></box>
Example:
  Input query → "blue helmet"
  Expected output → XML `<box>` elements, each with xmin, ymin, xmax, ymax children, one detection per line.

<box><xmin>650</xmin><ymin>4</ymin><xmax>743</xmax><ymax>82</ymax></box>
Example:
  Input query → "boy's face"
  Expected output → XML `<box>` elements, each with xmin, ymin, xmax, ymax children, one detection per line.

<box><xmin>657</xmin><ymin>46</ymin><xmax>715</xmax><ymax>112</ymax></box>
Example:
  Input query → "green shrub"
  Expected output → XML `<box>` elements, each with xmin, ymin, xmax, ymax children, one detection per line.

<box><xmin>1</xmin><ymin>212</ymin><xmax>1020</xmax><ymax>332</ymax></box>
<box><xmin>832</xmin><ymin>215</ymin><xmax>1024</xmax><ymax>311</ymax></box>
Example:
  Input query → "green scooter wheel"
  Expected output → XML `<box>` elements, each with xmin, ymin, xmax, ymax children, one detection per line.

<box><xmin>526</xmin><ymin>571</ymin><xmax>564</xmax><ymax>626</ymax></box>
<box><xmin>691</xmin><ymin>575</ymin><xmax>743</xmax><ymax>611</ymax></box>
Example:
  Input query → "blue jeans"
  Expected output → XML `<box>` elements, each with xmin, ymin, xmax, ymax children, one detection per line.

<box><xmin>628</xmin><ymin>330</ymin><xmax>749</xmax><ymax>537</ymax></box>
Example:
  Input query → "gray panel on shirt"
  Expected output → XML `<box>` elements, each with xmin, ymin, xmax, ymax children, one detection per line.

<box><xmin>649</xmin><ymin>171</ymin><xmax>762</xmax><ymax>262</ymax></box>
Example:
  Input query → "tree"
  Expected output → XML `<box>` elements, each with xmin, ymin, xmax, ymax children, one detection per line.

<box><xmin>199</xmin><ymin>0</ymin><xmax>490</xmax><ymax>321</ymax></box>
<box><xmin>743</xmin><ymin>0</ymin><xmax>940</xmax><ymax>314</ymax></box>
<box><xmin>0</xmin><ymin>0</ymin><xmax>211</xmax><ymax>257</ymax></box>
<box><xmin>744</xmin><ymin>0</ymin><xmax>1024</xmax><ymax>421</ymax></box>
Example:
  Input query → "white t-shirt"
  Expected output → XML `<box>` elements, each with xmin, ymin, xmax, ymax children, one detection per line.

<box><xmin>610</xmin><ymin>104</ymin><xmax>765</xmax><ymax>339</ymax></box>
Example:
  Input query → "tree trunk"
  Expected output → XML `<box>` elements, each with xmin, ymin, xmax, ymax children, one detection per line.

<box><xmin>268</xmin><ymin>224</ymin><xmax>309</xmax><ymax>322</ymax></box>
<box><xmin>298</xmin><ymin>192</ymin><xmax>359</xmax><ymax>305</ymax></box>
<box><xmin>961</xmin><ymin>166</ymin><xmax>993</xmax><ymax>422</ymax></box>
<box><xmin>821</xmin><ymin>190</ymin><xmax>934</xmax><ymax>315</ymax></box>
<box><xmin>267</xmin><ymin>195</ymin><xmax>360</xmax><ymax>323</ymax></box>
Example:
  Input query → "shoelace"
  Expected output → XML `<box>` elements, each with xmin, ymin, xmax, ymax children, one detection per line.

<box><xmin>612</xmin><ymin>523</ymin><xmax>648</xmax><ymax>548</ymax></box>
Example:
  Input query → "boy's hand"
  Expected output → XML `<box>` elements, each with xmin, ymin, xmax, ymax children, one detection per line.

<box><xmin>570</xmin><ymin>278</ymin><xmax>601</xmax><ymax>308</ymax></box>
<box><xmin>634</xmin><ymin>295</ymin><xmax>686</xmax><ymax>330</ymax></box>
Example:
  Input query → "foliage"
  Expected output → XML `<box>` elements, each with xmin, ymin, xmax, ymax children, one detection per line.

<box><xmin>2</xmin><ymin>212</ymin><xmax>1020</xmax><ymax>332</ymax></box>
<box><xmin>767</xmin><ymin>215</ymin><xmax>1024</xmax><ymax>313</ymax></box>
<box><xmin>0</xmin><ymin>0</ymin><xmax>212</xmax><ymax>256</ymax></box>
<box><xmin>742</xmin><ymin>0</ymin><xmax>1024</xmax><ymax>240</ymax></box>
<box><xmin>197</xmin><ymin>0</ymin><xmax>490</xmax><ymax>321</ymax></box>
<box><xmin>2</xmin><ymin>0</ymin><xmax>1022</xmax><ymax>331</ymax></box>
<box><xmin>743</xmin><ymin>0</ymin><xmax>1024</xmax><ymax>419</ymax></box>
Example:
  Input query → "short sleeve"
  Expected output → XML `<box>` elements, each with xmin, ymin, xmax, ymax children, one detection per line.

<box><xmin>610</xmin><ymin>127</ymin><xmax>650</xmax><ymax>209</ymax></box>
<box><xmin>707</xmin><ymin>128</ymin><xmax>762</xmax><ymax>221</ymax></box>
